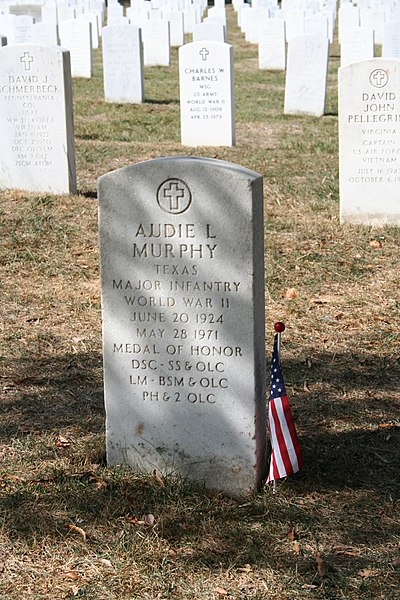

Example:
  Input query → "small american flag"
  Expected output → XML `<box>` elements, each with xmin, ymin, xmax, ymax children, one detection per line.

<box><xmin>266</xmin><ymin>334</ymin><xmax>304</xmax><ymax>483</ymax></box>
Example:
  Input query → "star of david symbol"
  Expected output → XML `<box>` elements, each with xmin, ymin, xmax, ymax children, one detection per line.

<box><xmin>157</xmin><ymin>179</ymin><xmax>192</xmax><ymax>214</ymax></box>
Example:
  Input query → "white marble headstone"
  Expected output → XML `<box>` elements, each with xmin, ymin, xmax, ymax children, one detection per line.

<box><xmin>102</xmin><ymin>24</ymin><xmax>144</xmax><ymax>103</ymax></box>
<box><xmin>284</xmin><ymin>34</ymin><xmax>329</xmax><ymax>117</ymax></box>
<box><xmin>179</xmin><ymin>41</ymin><xmax>235</xmax><ymax>146</ymax></box>
<box><xmin>142</xmin><ymin>19</ymin><xmax>170</xmax><ymax>66</ymax></box>
<box><xmin>258</xmin><ymin>18</ymin><xmax>285</xmax><ymax>71</ymax></box>
<box><xmin>339</xmin><ymin>59</ymin><xmax>400</xmax><ymax>224</ymax></box>
<box><xmin>59</xmin><ymin>18</ymin><xmax>93</xmax><ymax>78</ymax></box>
<box><xmin>0</xmin><ymin>44</ymin><xmax>76</xmax><ymax>194</ymax></box>
<box><xmin>97</xmin><ymin>156</ymin><xmax>266</xmax><ymax>497</ymax></box>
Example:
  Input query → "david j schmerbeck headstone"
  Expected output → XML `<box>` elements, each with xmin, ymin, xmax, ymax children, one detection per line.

<box><xmin>339</xmin><ymin>59</ymin><xmax>400</xmax><ymax>224</ymax></box>
<box><xmin>0</xmin><ymin>44</ymin><xmax>76</xmax><ymax>194</ymax></box>
<box><xmin>98</xmin><ymin>157</ymin><xmax>267</xmax><ymax>497</ymax></box>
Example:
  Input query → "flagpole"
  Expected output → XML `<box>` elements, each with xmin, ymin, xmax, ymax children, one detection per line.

<box><xmin>272</xmin><ymin>322</ymin><xmax>285</xmax><ymax>494</ymax></box>
<box><xmin>274</xmin><ymin>321</ymin><xmax>285</xmax><ymax>361</ymax></box>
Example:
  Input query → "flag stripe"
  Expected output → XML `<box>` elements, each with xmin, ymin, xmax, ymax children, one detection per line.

<box><xmin>282</xmin><ymin>396</ymin><xmax>304</xmax><ymax>469</ymax></box>
<box><xmin>277</xmin><ymin>396</ymin><xmax>300</xmax><ymax>472</ymax></box>
<box><xmin>270</xmin><ymin>397</ymin><xmax>294</xmax><ymax>477</ymax></box>
<box><xmin>268</xmin><ymin>400</ymin><xmax>286</xmax><ymax>479</ymax></box>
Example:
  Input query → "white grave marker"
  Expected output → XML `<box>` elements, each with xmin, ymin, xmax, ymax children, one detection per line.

<box><xmin>339</xmin><ymin>59</ymin><xmax>400</xmax><ymax>224</ymax></box>
<box><xmin>102</xmin><ymin>23</ymin><xmax>144</xmax><ymax>103</ymax></box>
<box><xmin>284</xmin><ymin>34</ymin><xmax>329</xmax><ymax>117</ymax></box>
<box><xmin>97</xmin><ymin>156</ymin><xmax>266</xmax><ymax>497</ymax></box>
<box><xmin>0</xmin><ymin>44</ymin><xmax>76</xmax><ymax>194</ymax></box>
<box><xmin>179</xmin><ymin>41</ymin><xmax>235</xmax><ymax>146</ymax></box>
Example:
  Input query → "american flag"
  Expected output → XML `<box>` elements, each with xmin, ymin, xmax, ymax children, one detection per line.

<box><xmin>266</xmin><ymin>334</ymin><xmax>304</xmax><ymax>483</ymax></box>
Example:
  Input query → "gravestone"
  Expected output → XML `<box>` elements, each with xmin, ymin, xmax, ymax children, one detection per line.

<box><xmin>102</xmin><ymin>24</ymin><xmax>144</xmax><ymax>103</ymax></box>
<box><xmin>0</xmin><ymin>44</ymin><xmax>76</xmax><ymax>194</ymax></box>
<box><xmin>13</xmin><ymin>15</ymin><xmax>34</xmax><ymax>44</ymax></box>
<box><xmin>284</xmin><ymin>34</ymin><xmax>329</xmax><ymax>117</ymax></box>
<box><xmin>258</xmin><ymin>18</ymin><xmax>285</xmax><ymax>71</ymax></box>
<box><xmin>162</xmin><ymin>10</ymin><xmax>184</xmax><ymax>47</ymax></box>
<box><xmin>97</xmin><ymin>156</ymin><xmax>266</xmax><ymax>497</ymax></box>
<box><xmin>193</xmin><ymin>20</ymin><xmax>225</xmax><ymax>42</ymax></box>
<box><xmin>32</xmin><ymin>21</ymin><xmax>59</xmax><ymax>45</ymax></box>
<box><xmin>142</xmin><ymin>19</ymin><xmax>170</xmax><ymax>66</ymax></box>
<box><xmin>179</xmin><ymin>41</ymin><xmax>235</xmax><ymax>146</ymax></box>
<box><xmin>59</xmin><ymin>18</ymin><xmax>93</xmax><ymax>78</ymax></box>
<box><xmin>382</xmin><ymin>21</ymin><xmax>400</xmax><ymax>58</ymax></box>
<box><xmin>340</xmin><ymin>27</ymin><xmax>374</xmax><ymax>67</ymax></box>
<box><xmin>339</xmin><ymin>59</ymin><xmax>400</xmax><ymax>224</ymax></box>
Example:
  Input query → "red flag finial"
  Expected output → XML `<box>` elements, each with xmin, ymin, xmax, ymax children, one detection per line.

<box><xmin>274</xmin><ymin>322</ymin><xmax>285</xmax><ymax>333</ymax></box>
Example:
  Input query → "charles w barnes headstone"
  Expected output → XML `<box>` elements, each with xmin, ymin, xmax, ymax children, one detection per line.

<box><xmin>98</xmin><ymin>157</ymin><xmax>267</xmax><ymax>497</ymax></box>
<box><xmin>339</xmin><ymin>59</ymin><xmax>400</xmax><ymax>224</ymax></box>
<box><xmin>0</xmin><ymin>44</ymin><xmax>76</xmax><ymax>194</ymax></box>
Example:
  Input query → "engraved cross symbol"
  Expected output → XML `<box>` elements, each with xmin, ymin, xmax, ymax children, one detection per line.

<box><xmin>199</xmin><ymin>47</ymin><xmax>209</xmax><ymax>61</ymax></box>
<box><xmin>162</xmin><ymin>182</ymin><xmax>185</xmax><ymax>211</ymax></box>
<box><xmin>372</xmin><ymin>70</ymin><xmax>386</xmax><ymax>86</ymax></box>
<box><xmin>20</xmin><ymin>52</ymin><xmax>34</xmax><ymax>71</ymax></box>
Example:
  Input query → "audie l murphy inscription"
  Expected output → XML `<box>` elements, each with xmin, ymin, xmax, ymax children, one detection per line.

<box><xmin>98</xmin><ymin>157</ymin><xmax>266</xmax><ymax>497</ymax></box>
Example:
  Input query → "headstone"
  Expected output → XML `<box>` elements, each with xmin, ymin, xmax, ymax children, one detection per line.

<box><xmin>284</xmin><ymin>34</ymin><xmax>329</xmax><ymax>117</ymax></box>
<box><xmin>179</xmin><ymin>41</ymin><xmax>235</xmax><ymax>146</ymax></box>
<box><xmin>192</xmin><ymin>20</ymin><xmax>225</xmax><ymax>42</ymax></box>
<box><xmin>0</xmin><ymin>44</ymin><xmax>76</xmax><ymax>194</ymax></box>
<box><xmin>102</xmin><ymin>24</ymin><xmax>144</xmax><ymax>103</ymax></box>
<box><xmin>13</xmin><ymin>15</ymin><xmax>34</xmax><ymax>43</ymax></box>
<box><xmin>97</xmin><ymin>156</ymin><xmax>266</xmax><ymax>497</ymax></box>
<box><xmin>142</xmin><ymin>19</ymin><xmax>170</xmax><ymax>66</ymax></box>
<box><xmin>258</xmin><ymin>18</ymin><xmax>285</xmax><ymax>70</ymax></box>
<box><xmin>338</xmin><ymin>4</ymin><xmax>359</xmax><ymax>43</ymax></box>
<box><xmin>32</xmin><ymin>21</ymin><xmax>59</xmax><ymax>45</ymax></box>
<box><xmin>339</xmin><ymin>59</ymin><xmax>400</xmax><ymax>224</ymax></box>
<box><xmin>382</xmin><ymin>21</ymin><xmax>400</xmax><ymax>58</ymax></box>
<box><xmin>59</xmin><ymin>18</ymin><xmax>93</xmax><ymax>78</ymax></box>
<box><xmin>162</xmin><ymin>10</ymin><xmax>184</xmax><ymax>47</ymax></box>
<box><xmin>284</xmin><ymin>9</ymin><xmax>304</xmax><ymax>41</ymax></box>
<box><xmin>340</xmin><ymin>26</ymin><xmax>374</xmax><ymax>67</ymax></box>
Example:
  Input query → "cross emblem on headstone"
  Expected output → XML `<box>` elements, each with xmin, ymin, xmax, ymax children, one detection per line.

<box><xmin>199</xmin><ymin>48</ymin><xmax>209</xmax><ymax>61</ymax></box>
<box><xmin>163</xmin><ymin>181</ymin><xmax>185</xmax><ymax>211</ymax></box>
<box><xmin>20</xmin><ymin>52</ymin><xmax>34</xmax><ymax>71</ymax></box>
<box><xmin>370</xmin><ymin>68</ymin><xmax>388</xmax><ymax>88</ymax></box>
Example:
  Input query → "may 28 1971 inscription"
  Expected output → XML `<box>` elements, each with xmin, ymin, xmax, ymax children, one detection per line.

<box><xmin>98</xmin><ymin>156</ymin><xmax>266</xmax><ymax>496</ymax></box>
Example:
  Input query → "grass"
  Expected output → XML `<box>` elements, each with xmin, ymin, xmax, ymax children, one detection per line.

<box><xmin>1</xmin><ymin>6</ymin><xmax>400</xmax><ymax>599</ymax></box>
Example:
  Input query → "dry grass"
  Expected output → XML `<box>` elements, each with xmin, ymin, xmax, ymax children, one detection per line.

<box><xmin>0</xmin><ymin>6</ymin><xmax>399</xmax><ymax>599</ymax></box>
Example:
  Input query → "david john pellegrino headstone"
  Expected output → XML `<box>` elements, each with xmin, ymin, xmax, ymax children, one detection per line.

<box><xmin>98</xmin><ymin>156</ymin><xmax>267</xmax><ymax>497</ymax></box>
<box><xmin>339</xmin><ymin>59</ymin><xmax>400</xmax><ymax>224</ymax></box>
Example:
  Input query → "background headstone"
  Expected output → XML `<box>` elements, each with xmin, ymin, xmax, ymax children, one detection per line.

<box><xmin>284</xmin><ymin>34</ymin><xmax>329</xmax><ymax>117</ymax></box>
<box><xmin>98</xmin><ymin>156</ymin><xmax>266</xmax><ymax>497</ymax></box>
<box><xmin>179</xmin><ymin>41</ymin><xmax>235</xmax><ymax>146</ymax></box>
<box><xmin>0</xmin><ymin>44</ymin><xmax>77</xmax><ymax>194</ymax></box>
<box><xmin>102</xmin><ymin>23</ymin><xmax>144</xmax><ymax>103</ymax></box>
<box><xmin>339</xmin><ymin>59</ymin><xmax>400</xmax><ymax>224</ymax></box>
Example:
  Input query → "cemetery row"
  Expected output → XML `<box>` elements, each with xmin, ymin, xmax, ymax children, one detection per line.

<box><xmin>1</xmin><ymin>0</ymin><xmax>399</xmax><ymax>497</ymax></box>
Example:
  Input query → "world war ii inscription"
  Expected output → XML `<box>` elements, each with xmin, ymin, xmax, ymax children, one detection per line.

<box><xmin>98</xmin><ymin>156</ymin><xmax>266</xmax><ymax>496</ymax></box>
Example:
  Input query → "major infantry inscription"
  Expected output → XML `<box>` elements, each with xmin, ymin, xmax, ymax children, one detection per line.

<box><xmin>339</xmin><ymin>59</ymin><xmax>400</xmax><ymax>224</ymax></box>
<box><xmin>98</xmin><ymin>157</ymin><xmax>266</xmax><ymax>497</ymax></box>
